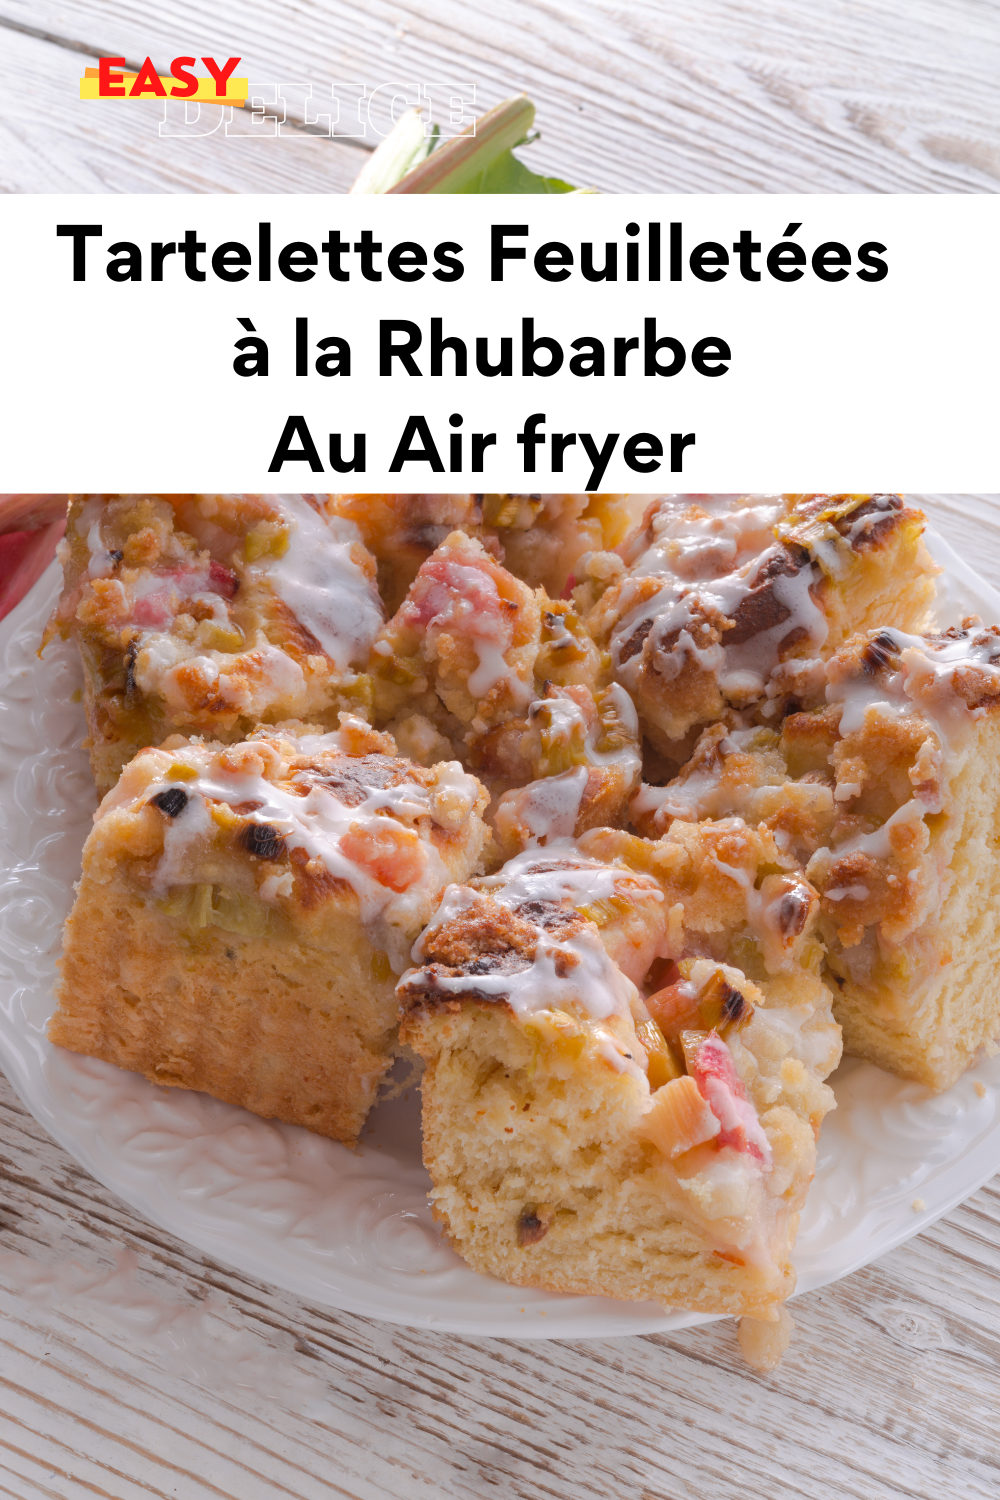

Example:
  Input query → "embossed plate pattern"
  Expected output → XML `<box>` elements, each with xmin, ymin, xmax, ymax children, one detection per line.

<box><xmin>0</xmin><ymin>503</ymin><xmax>998</xmax><ymax>1339</ymax></box>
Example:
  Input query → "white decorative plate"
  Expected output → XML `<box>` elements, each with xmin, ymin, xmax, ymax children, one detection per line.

<box><xmin>1</xmin><ymin>505</ymin><xmax>999</xmax><ymax>1339</ymax></box>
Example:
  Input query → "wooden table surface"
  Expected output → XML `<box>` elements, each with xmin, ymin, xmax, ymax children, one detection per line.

<box><xmin>2</xmin><ymin>4</ymin><xmax>1000</xmax><ymax>1498</ymax></box>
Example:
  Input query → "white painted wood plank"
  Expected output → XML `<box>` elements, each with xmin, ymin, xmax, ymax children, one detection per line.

<box><xmin>0</xmin><ymin>1069</ymin><xmax>998</xmax><ymax>1499</ymax></box>
<box><xmin>1</xmin><ymin>1</ymin><xmax>999</xmax><ymax>1490</ymax></box>
<box><xmin>0</xmin><ymin>24</ymin><xmax>367</xmax><ymax>194</ymax></box>
<box><xmin>2</xmin><ymin>0</ymin><xmax>999</xmax><ymax>194</ymax></box>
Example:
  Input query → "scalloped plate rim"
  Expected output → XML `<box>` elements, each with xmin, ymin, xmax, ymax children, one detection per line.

<box><xmin>0</xmin><ymin>511</ymin><xmax>996</xmax><ymax>1340</ymax></box>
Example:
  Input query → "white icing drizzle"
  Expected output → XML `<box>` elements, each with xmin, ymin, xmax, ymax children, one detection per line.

<box><xmin>846</xmin><ymin>493</ymin><xmax>896</xmax><ymax>542</ymax></box>
<box><xmin>402</xmin><ymin>841</ymin><xmax>666</xmax><ymax>1078</ymax></box>
<box><xmin>413</xmin><ymin>880</ymin><xmax>477</xmax><ymax>933</ymax></box>
<box><xmin>604</xmin><ymin>681</ymin><xmax>641</xmax><ymax>747</ymax></box>
<box><xmin>593</xmin><ymin>1030</ymin><xmax>645</xmax><ymax>1076</ymax></box>
<box><xmin>622</xmin><ymin>495</ymin><xmax>784</xmax><ymax>582</ymax></box>
<box><xmin>87</xmin><ymin>522</ymin><xmax>113</xmax><ymax>578</ymax></box>
<box><xmin>136</xmin><ymin>639</ymin><xmax>307</xmax><ymax>719</ymax></box>
<box><xmin>501</xmin><ymin>683</ymin><xmax>642</xmax><ymax>846</ymax></box>
<box><xmin>81</xmin><ymin>494</ymin><xmax>385</xmax><ymax>718</ymax></box>
<box><xmin>249</xmin><ymin>494</ymin><xmax>384</xmax><ymax>670</ymax></box>
<box><xmin>403</xmin><ymin>880</ymin><xmax>647</xmax><ymax>1081</ymax></box>
<box><xmin>533</xmin><ymin>684</ymin><xmax>641</xmax><ymax>776</ymax></box>
<box><xmin>737</xmin><ymin>996</ymin><xmax>840</xmax><ymax>1081</ymax></box>
<box><xmin>826</xmin><ymin>672</ymin><xmax>901</xmax><ymax>738</ymax></box>
<box><xmin>397</xmin><ymin>551</ymin><xmax>531</xmax><ymax>706</ymax></box>
<box><xmin>630</xmin><ymin>729</ymin><xmax>761</xmax><ymax>830</ymax></box>
<box><xmin>467</xmin><ymin>640</ymin><xmax>519</xmax><ymax>699</ymax></box>
<box><xmin>411</xmin><ymin>917</ymin><xmax>634</xmax><ymax>1025</ymax></box>
<box><xmin>611</xmin><ymin>581</ymin><xmax>724</xmax><ymax>690</ymax></box>
<box><xmin>824</xmin><ymin>796</ymin><xmax>928</xmax><ymax>863</ymax></box>
<box><xmin>692</xmin><ymin>1033</ymin><xmax>773</xmax><ymax>1167</ymax></box>
<box><xmin>76</xmin><ymin>497</ymin><xmax>116</xmax><ymax>579</ymax></box>
<box><xmin>156</xmin><ymin>789</ymin><xmax>214</xmax><ymax>889</ymax></box>
<box><xmin>631</xmin><ymin>741</ymin><xmax>734</xmax><ymax>828</ymax></box>
<box><xmin>828</xmin><ymin>625</ymin><xmax>1000</xmax><ymax>751</ymax></box>
<box><xmin>131</xmin><ymin>734</ymin><xmax>480</xmax><ymax>971</ymax></box>
<box><xmin>610</xmin><ymin>496</ymin><xmax>830</xmax><ymax>699</ymax></box>
<box><xmin>629</xmin><ymin>782</ymin><xmax>679</xmax><ymax>828</ymax></box>
<box><xmin>798</xmin><ymin>627</ymin><xmax>1000</xmax><ymax>895</ymax></box>
<box><xmin>534</xmin><ymin>688</ymin><xmax>582</xmax><ymax>740</ymax></box>
<box><xmin>510</xmin><ymin>767</ymin><xmax>589</xmax><ymax>842</ymax></box>
<box><xmin>709</xmin><ymin>852</ymin><xmax>754</xmax><ymax>892</ymax></box>
<box><xmin>475</xmin><ymin>841</ymin><xmax>625</xmax><ymax>907</ymax></box>
<box><xmin>708</xmin><ymin>851</ymin><xmax>811</xmax><ymax>972</ymax></box>
<box><xmin>641</xmin><ymin>625</ymin><xmax>1000</xmax><ymax>907</ymax></box>
<box><xmin>130</xmin><ymin>565</ymin><xmax>208</xmax><ymax>605</ymax></box>
<box><xmin>630</xmin><ymin>720</ymin><xmax>837</xmax><ymax>842</ymax></box>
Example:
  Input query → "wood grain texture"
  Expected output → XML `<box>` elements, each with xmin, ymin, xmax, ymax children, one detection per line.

<box><xmin>1</xmin><ymin>0</ymin><xmax>999</xmax><ymax>193</ymax></box>
<box><xmin>0</xmin><ymin>498</ymin><xmax>997</xmax><ymax>1500</ymax></box>
<box><xmin>0</xmin><ymin>1063</ymin><xmax>998</xmax><ymax>1500</ymax></box>
<box><xmin>2</xmin><ymin>1</ymin><xmax>1000</xmax><ymax>1493</ymax></box>
<box><xmin>0</xmin><ymin>24</ymin><xmax>366</xmax><ymax>195</ymax></box>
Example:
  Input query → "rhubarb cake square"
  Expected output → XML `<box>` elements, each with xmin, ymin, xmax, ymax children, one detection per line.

<box><xmin>576</xmin><ymin>493</ymin><xmax>937</xmax><ymax>763</ymax></box>
<box><xmin>369</xmin><ymin>530</ymin><xmax>643</xmax><ymax>853</ymax></box>
<box><xmin>45</xmin><ymin>492</ymin><xmax>385</xmax><ymax>792</ymax></box>
<box><xmin>51</xmin><ymin>717</ymin><xmax>489</xmax><ymax>1143</ymax></box>
<box><xmin>398</xmin><ymin>831</ymin><xmax>838</xmax><ymax>1320</ymax></box>
<box><xmin>632</xmin><ymin>621</ymin><xmax>1000</xmax><ymax>1089</ymax></box>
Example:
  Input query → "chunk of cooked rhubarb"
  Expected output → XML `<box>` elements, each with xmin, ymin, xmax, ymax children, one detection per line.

<box><xmin>689</xmin><ymin>1033</ymin><xmax>773</xmax><ymax>1165</ymax></box>
<box><xmin>640</xmin><ymin>1075</ymin><xmax>721</xmax><ymax>1159</ymax></box>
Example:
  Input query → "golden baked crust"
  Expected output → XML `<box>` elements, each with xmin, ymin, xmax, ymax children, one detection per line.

<box><xmin>398</xmin><ymin>839</ymin><xmax>837</xmax><ymax>1319</ymax></box>
<box><xmin>577</xmin><ymin>493</ymin><xmax>936</xmax><ymax>760</ymax></box>
<box><xmin>369</xmin><ymin>531</ymin><xmax>648</xmax><ymax>862</ymax></box>
<box><xmin>633</xmin><ymin>621</ymin><xmax>1000</xmax><ymax>1089</ymax></box>
<box><xmin>45</xmin><ymin>493</ymin><xmax>384</xmax><ymax>791</ymax></box>
<box><xmin>333</xmin><ymin>490</ymin><xmax>638</xmax><ymax>611</ymax></box>
<box><xmin>369</xmin><ymin>529</ymin><xmax>543</xmax><ymax>751</ymax></box>
<box><xmin>51</xmin><ymin>489</ymin><xmax>997</xmax><ymax>1339</ymax></box>
<box><xmin>51</xmin><ymin>716</ymin><xmax>489</xmax><ymax>1143</ymax></box>
<box><xmin>484</xmin><ymin>685</ymin><xmax>641</xmax><ymax>857</ymax></box>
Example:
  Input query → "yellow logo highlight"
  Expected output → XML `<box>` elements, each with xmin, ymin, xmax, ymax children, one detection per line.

<box><xmin>80</xmin><ymin>59</ymin><xmax>248</xmax><ymax>105</ymax></box>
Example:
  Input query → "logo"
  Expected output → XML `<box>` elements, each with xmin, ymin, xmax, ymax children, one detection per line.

<box><xmin>78</xmin><ymin>64</ymin><xmax>478</xmax><ymax>143</ymax></box>
<box><xmin>80</xmin><ymin>57</ymin><xmax>249</xmax><ymax>106</ymax></box>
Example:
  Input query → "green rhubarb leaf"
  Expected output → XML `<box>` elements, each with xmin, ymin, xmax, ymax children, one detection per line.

<box><xmin>453</xmin><ymin>143</ymin><xmax>577</xmax><ymax>195</ymax></box>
